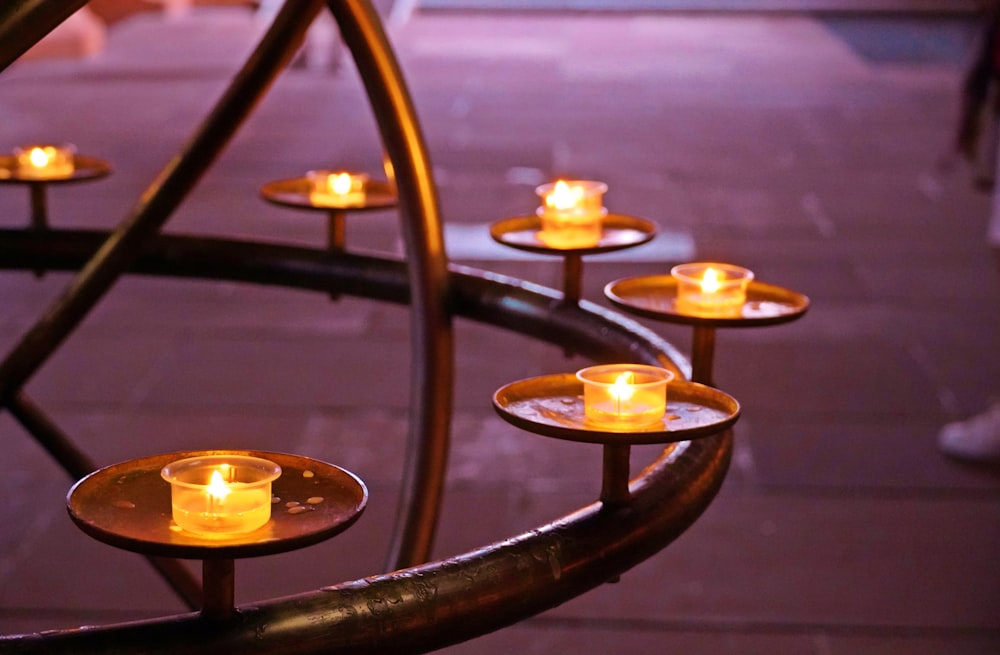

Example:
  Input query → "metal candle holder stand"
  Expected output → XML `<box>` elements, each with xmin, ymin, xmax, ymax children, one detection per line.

<box><xmin>67</xmin><ymin>450</ymin><xmax>367</xmax><ymax>621</ymax></box>
<box><xmin>0</xmin><ymin>154</ymin><xmax>111</xmax><ymax>232</ymax></box>
<box><xmin>605</xmin><ymin>275</ymin><xmax>810</xmax><ymax>386</ymax></box>
<box><xmin>490</xmin><ymin>213</ymin><xmax>657</xmax><ymax>304</ymax></box>
<box><xmin>493</xmin><ymin>374</ymin><xmax>739</xmax><ymax>506</ymax></box>
<box><xmin>260</xmin><ymin>176</ymin><xmax>397</xmax><ymax>254</ymax></box>
<box><xmin>260</xmin><ymin>175</ymin><xmax>397</xmax><ymax>300</ymax></box>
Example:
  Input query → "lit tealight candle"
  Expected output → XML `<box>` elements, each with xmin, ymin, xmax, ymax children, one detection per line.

<box><xmin>534</xmin><ymin>179</ymin><xmax>607</xmax><ymax>248</ymax></box>
<box><xmin>161</xmin><ymin>454</ymin><xmax>281</xmax><ymax>537</ymax></box>
<box><xmin>577</xmin><ymin>364</ymin><xmax>673</xmax><ymax>428</ymax></box>
<box><xmin>14</xmin><ymin>144</ymin><xmax>75</xmax><ymax>179</ymax></box>
<box><xmin>307</xmin><ymin>170</ymin><xmax>369</xmax><ymax>207</ymax></box>
<box><xmin>671</xmin><ymin>262</ymin><xmax>754</xmax><ymax>317</ymax></box>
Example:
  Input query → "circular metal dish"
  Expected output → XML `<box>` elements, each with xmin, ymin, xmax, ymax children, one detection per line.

<box><xmin>489</xmin><ymin>213</ymin><xmax>657</xmax><ymax>255</ymax></box>
<box><xmin>67</xmin><ymin>450</ymin><xmax>367</xmax><ymax>560</ymax></box>
<box><xmin>605</xmin><ymin>275</ymin><xmax>809</xmax><ymax>327</ymax></box>
<box><xmin>0</xmin><ymin>154</ymin><xmax>112</xmax><ymax>184</ymax></box>
<box><xmin>260</xmin><ymin>177</ymin><xmax>397</xmax><ymax>212</ymax></box>
<box><xmin>493</xmin><ymin>373</ymin><xmax>739</xmax><ymax>444</ymax></box>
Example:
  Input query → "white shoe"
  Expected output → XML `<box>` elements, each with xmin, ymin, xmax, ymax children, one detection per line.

<box><xmin>938</xmin><ymin>402</ymin><xmax>1000</xmax><ymax>462</ymax></box>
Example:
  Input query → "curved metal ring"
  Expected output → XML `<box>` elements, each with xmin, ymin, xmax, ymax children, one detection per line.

<box><xmin>0</xmin><ymin>229</ymin><xmax>728</xmax><ymax>653</ymax></box>
<box><xmin>4</xmin><ymin>437</ymin><xmax>729</xmax><ymax>655</ymax></box>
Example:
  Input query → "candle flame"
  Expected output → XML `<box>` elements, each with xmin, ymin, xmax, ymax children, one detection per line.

<box><xmin>610</xmin><ymin>371</ymin><xmax>636</xmax><ymax>403</ymax></box>
<box><xmin>28</xmin><ymin>147</ymin><xmax>52</xmax><ymax>168</ymax></box>
<box><xmin>546</xmin><ymin>180</ymin><xmax>584</xmax><ymax>211</ymax></box>
<box><xmin>329</xmin><ymin>172</ymin><xmax>353</xmax><ymax>196</ymax></box>
<box><xmin>700</xmin><ymin>267</ymin><xmax>723</xmax><ymax>294</ymax></box>
<box><xmin>207</xmin><ymin>469</ymin><xmax>232</xmax><ymax>504</ymax></box>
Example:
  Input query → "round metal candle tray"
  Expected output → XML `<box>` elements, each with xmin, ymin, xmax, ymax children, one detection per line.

<box><xmin>260</xmin><ymin>176</ymin><xmax>397</xmax><ymax>212</ymax></box>
<box><xmin>67</xmin><ymin>450</ymin><xmax>367</xmax><ymax>560</ymax></box>
<box><xmin>605</xmin><ymin>275</ymin><xmax>809</xmax><ymax>327</ymax></box>
<box><xmin>493</xmin><ymin>373</ymin><xmax>739</xmax><ymax>444</ymax></box>
<box><xmin>0</xmin><ymin>154</ymin><xmax>112</xmax><ymax>184</ymax></box>
<box><xmin>489</xmin><ymin>213</ymin><xmax>657</xmax><ymax>255</ymax></box>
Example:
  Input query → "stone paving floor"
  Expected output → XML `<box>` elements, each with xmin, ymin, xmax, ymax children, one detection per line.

<box><xmin>0</xmin><ymin>5</ymin><xmax>999</xmax><ymax>654</ymax></box>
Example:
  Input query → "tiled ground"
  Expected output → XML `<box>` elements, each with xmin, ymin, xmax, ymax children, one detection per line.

<box><xmin>1</xmin><ymin>5</ymin><xmax>999</xmax><ymax>654</ymax></box>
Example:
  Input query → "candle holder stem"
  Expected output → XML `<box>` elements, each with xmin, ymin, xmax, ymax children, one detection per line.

<box><xmin>28</xmin><ymin>183</ymin><xmax>49</xmax><ymax>277</ymax></box>
<box><xmin>691</xmin><ymin>325</ymin><xmax>716</xmax><ymax>387</ymax></box>
<box><xmin>326</xmin><ymin>209</ymin><xmax>346</xmax><ymax>252</ymax></box>
<box><xmin>29</xmin><ymin>183</ymin><xmax>48</xmax><ymax>230</ymax></box>
<box><xmin>557</xmin><ymin>254</ymin><xmax>584</xmax><ymax>357</ymax></box>
<box><xmin>201</xmin><ymin>558</ymin><xmax>236</xmax><ymax>621</ymax></box>
<box><xmin>600</xmin><ymin>443</ymin><xmax>632</xmax><ymax>507</ymax></box>
<box><xmin>562</xmin><ymin>254</ymin><xmax>583</xmax><ymax>304</ymax></box>
<box><xmin>326</xmin><ymin>209</ymin><xmax>347</xmax><ymax>300</ymax></box>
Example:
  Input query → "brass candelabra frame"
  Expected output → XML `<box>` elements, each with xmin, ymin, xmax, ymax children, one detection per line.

<box><xmin>0</xmin><ymin>2</ymin><xmax>807</xmax><ymax>653</ymax></box>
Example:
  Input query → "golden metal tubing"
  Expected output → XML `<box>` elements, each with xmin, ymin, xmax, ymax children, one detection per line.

<box><xmin>28</xmin><ymin>184</ymin><xmax>47</xmax><ymax>231</ymax></box>
<box><xmin>563</xmin><ymin>253</ymin><xmax>583</xmax><ymax>304</ymax></box>
<box><xmin>327</xmin><ymin>210</ymin><xmax>347</xmax><ymax>252</ymax></box>
<box><xmin>326</xmin><ymin>209</ymin><xmax>346</xmax><ymax>300</ymax></box>
<box><xmin>327</xmin><ymin>0</ymin><xmax>453</xmax><ymax>571</ymax></box>
<box><xmin>601</xmin><ymin>443</ymin><xmax>632</xmax><ymax>507</ymax></box>
<box><xmin>201</xmin><ymin>559</ymin><xmax>236</xmax><ymax>622</ymax></box>
<box><xmin>691</xmin><ymin>324</ymin><xmax>717</xmax><ymax>386</ymax></box>
<box><xmin>0</xmin><ymin>227</ymin><xmax>691</xmax><ymax>378</ymax></box>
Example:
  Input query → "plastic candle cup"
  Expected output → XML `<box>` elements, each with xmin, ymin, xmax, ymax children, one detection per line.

<box><xmin>161</xmin><ymin>455</ymin><xmax>281</xmax><ymax>537</ymax></box>
<box><xmin>307</xmin><ymin>170</ymin><xmax>369</xmax><ymax>207</ymax></box>
<box><xmin>576</xmin><ymin>364</ymin><xmax>673</xmax><ymax>428</ymax></box>
<box><xmin>534</xmin><ymin>179</ymin><xmax>607</xmax><ymax>248</ymax></box>
<box><xmin>671</xmin><ymin>262</ymin><xmax>754</xmax><ymax>317</ymax></box>
<box><xmin>14</xmin><ymin>144</ymin><xmax>75</xmax><ymax>179</ymax></box>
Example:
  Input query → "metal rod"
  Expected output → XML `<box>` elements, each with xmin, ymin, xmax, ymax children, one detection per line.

<box><xmin>0</xmin><ymin>0</ymin><xmax>323</xmax><ymax>408</ymax></box>
<box><xmin>326</xmin><ymin>210</ymin><xmax>346</xmax><ymax>300</ymax></box>
<box><xmin>29</xmin><ymin>184</ymin><xmax>48</xmax><ymax>231</ymax></box>
<box><xmin>28</xmin><ymin>184</ymin><xmax>48</xmax><ymax>277</ymax></box>
<box><xmin>562</xmin><ymin>253</ymin><xmax>583</xmax><ymax>304</ymax></box>
<box><xmin>691</xmin><ymin>324</ymin><xmax>716</xmax><ymax>386</ymax></box>
<box><xmin>600</xmin><ymin>443</ymin><xmax>631</xmax><ymax>507</ymax></box>
<box><xmin>0</xmin><ymin>227</ymin><xmax>690</xmax><ymax>378</ymax></box>
<box><xmin>0</xmin><ymin>0</ymin><xmax>87</xmax><ymax>72</ymax></box>
<box><xmin>201</xmin><ymin>559</ymin><xmax>236</xmax><ymax>622</ymax></box>
<box><xmin>326</xmin><ymin>210</ymin><xmax>346</xmax><ymax>252</ymax></box>
<box><xmin>328</xmin><ymin>0</ymin><xmax>453</xmax><ymax>571</ymax></box>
